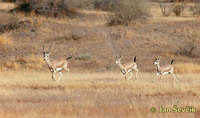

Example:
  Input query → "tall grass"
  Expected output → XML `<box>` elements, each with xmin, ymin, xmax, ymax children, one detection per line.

<box><xmin>174</xmin><ymin>63</ymin><xmax>200</xmax><ymax>74</ymax></box>
<box><xmin>0</xmin><ymin>71</ymin><xmax>199</xmax><ymax>118</ymax></box>
<box><xmin>2</xmin><ymin>54</ymin><xmax>45</xmax><ymax>71</ymax></box>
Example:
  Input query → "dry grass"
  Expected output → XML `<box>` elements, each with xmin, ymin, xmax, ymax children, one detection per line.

<box><xmin>174</xmin><ymin>63</ymin><xmax>200</xmax><ymax>74</ymax></box>
<box><xmin>0</xmin><ymin>71</ymin><xmax>199</xmax><ymax>118</ymax></box>
<box><xmin>0</xmin><ymin>2</ymin><xmax>16</xmax><ymax>11</ymax></box>
<box><xmin>0</xmin><ymin>36</ymin><xmax>13</xmax><ymax>45</ymax></box>
<box><xmin>2</xmin><ymin>54</ymin><xmax>45</xmax><ymax>71</ymax></box>
<box><xmin>150</xmin><ymin>2</ymin><xmax>195</xmax><ymax>17</ymax></box>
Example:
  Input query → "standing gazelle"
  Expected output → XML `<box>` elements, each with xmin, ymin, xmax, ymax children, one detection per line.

<box><xmin>115</xmin><ymin>55</ymin><xmax>139</xmax><ymax>80</ymax></box>
<box><xmin>152</xmin><ymin>57</ymin><xmax>179</xmax><ymax>85</ymax></box>
<box><xmin>43</xmin><ymin>46</ymin><xmax>72</xmax><ymax>82</ymax></box>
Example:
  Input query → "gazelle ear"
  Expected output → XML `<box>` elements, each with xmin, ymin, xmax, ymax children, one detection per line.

<box><xmin>159</xmin><ymin>57</ymin><xmax>161</xmax><ymax>60</ymax></box>
<box><xmin>155</xmin><ymin>57</ymin><xmax>157</xmax><ymax>60</ymax></box>
<box><xmin>134</xmin><ymin>56</ymin><xmax>136</xmax><ymax>62</ymax></box>
<box><xmin>49</xmin><ymin>51</ymin><xmax>52</xmax><ymax>54</ymax></box>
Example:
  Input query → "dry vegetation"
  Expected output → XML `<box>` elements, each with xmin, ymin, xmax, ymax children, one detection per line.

<box><xmin>0</xmin><ymin>36</ymin><xmax>13</xmax><ymax>45</ymax></box>
<box><xmin>0</xmin><ymin>0</ymin><xmax>200</xmax><ymax>117</ymax></box>
<box><xmin>174</xmin><ymin>63</ymin><xmax>200</xmax><ymax>74</ymax></box>
<box><xmin>0</xmin><ymin>72</ymin><xmax>199</xmax><ymax>118</ymax></box>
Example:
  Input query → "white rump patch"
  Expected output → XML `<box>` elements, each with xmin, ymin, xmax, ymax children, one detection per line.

<box><xmin>56</xmin><ymin>68</ymin><xmax>62</xmax><ymax>71</ymax></box>
<box><xmin>162</xmin><ymin>72</ymin><xmax>170</xmax><ymax>75</ymax></box>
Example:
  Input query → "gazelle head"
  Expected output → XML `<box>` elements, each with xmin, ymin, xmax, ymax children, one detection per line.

<box><xmin>115</xmin><ymin>55</ymin><xmax>123</xmax><ymax>64</ymax></box>
<box><xmin>43</xmin><ymin>45</ymin><xmax>52</xmax><ymax>61</ymax></box>
<box><xmin>153</xmin><ymin>57</ymin><xmax>161</xmax><ymax>65</ymax></box>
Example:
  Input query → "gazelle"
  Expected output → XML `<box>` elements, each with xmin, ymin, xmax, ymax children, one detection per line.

<box><xmin>152</xmin><ymin>57</ymin><xmax>179</xmax><ymax>85</ymax></box>
<box><xmin>43</xmin><ymin>46</ymin><xmax>72</xmax><ymax>82</ymax></box>
<box><xmin>115</xmin><ymin>55</ymin><xmax>139</xmax><ymax>80</ymax></box>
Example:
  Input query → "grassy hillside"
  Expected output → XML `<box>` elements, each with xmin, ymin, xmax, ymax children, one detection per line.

<box><xmin>0</xmin><ymin>2</ymin><xmax>200</xmax><ymax>73</ymax></box>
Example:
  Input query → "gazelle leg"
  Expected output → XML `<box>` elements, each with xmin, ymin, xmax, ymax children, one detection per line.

<box><xmin>51</xmin><ymin>72</ymin><xmax>56</xmax><ymax>82</ymax></box>
<box><xmin>134</xmin><ymin>68</ymin><xmax>139</xmax><ymax>79</ymax></box>
<box><xmin>171</xmin><ymin>73</ymin><xmax>179</xmax><ymax>83</ymax></box>
<box><xmin>160</xmin><ymin>75</ymin><xmax>163</xmax><ymax>80</ymax></box>
<box><xmin>65</xmin><ymin>68</ymin><xmax>70</xmax><ymax>79</ymax></box>
<box><xmin>152</xmin><ymin>73</ymin><xmax>159</xmax><ymax>82</ymax></box>
<box><xmin>124</xmin><ymin>74</ymin><xmax>127</xmax><ymax>80</ymax></box>
<box><xmin>57</xmin><ymin>72</ymin><xmax>62</xmax><ymax>82</ymax></box>
<box><xmin>127</xmin><ymin>72</ymin><xmax>133</xmax><ymax>80</ymax></box>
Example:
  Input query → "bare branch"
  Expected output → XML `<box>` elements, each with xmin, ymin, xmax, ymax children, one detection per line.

<box><xmin>159</xmin><ymin>3</ymin><xmax>175</xmax><ymax>17</ymax></box>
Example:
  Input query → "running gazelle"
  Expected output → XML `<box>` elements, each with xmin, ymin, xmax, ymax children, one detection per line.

<box><xmin>43</xmin><ymin>45</ymin><xmax>72</xmax><ymax>82</ymax></box>
<box><xmin>115</xmin><ymin>55</ymin><xmax>139</xmax><ymax>80</ymax></box>
<box><xmin>152</xmin><ymin>57</ymin><xmax>180</xmax><ymax>85</ymax></box>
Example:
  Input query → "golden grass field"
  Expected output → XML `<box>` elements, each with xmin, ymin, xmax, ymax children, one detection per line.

<box><xmin>0</xmin><ymin>71</ymin><xmax>199</xmax><ymax>118</ymax></box>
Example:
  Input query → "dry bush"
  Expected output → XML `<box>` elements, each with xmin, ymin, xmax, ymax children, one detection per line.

<box><xmin>190</xmin><ymin>2</ymin><xmax>200</xmax><ymax>16</ymax></box>
<box><xmin>13</xmin><ymin>0</ymin><xmax>96</xmax><ymax>17</ymax></box>
<box><xmin>12</xmin><ymin>0</ymin><xmax>79</xmax><ymax>18</ymax></box>
<box><xmin>159</xmin><ymin>3</ymin><xmax>175</xmax><ymax>16</ymax></box>
<box><xmin>108</xmin><ymin>0</ymin><xmax>149</xmax><ymax>26</ymax></box>
<box><xmin>71</xmin><ymin>0</ymin><xmax>95</xmax><ymax>10</ymax></box>
<box><xmin>94</xmin><ymin>0</ymin><xmax>120</xmax><ymax>11</ymax></box>
<box><xmin>173</xmin><ymin>4</ymin><xmax>185</xmax><ymax>16</ymax></box>
<box><xmin>176</xmin><ymin>33</ymin><xmax>198</xmax><ymax>57</ymax></box>
<box><xmin>2</xmin><ymin>0</ymin><xmax>16</xmax><ymax>2</ymax></box>
<box><xmin>159</xmin><ymin>3</ymin><xmax>185</xmax><ymax>17</ymax></box>
<box><xmin>174</xmin><ymin>63</ymin><xmax>200</xmax><ymax>74</ymax></box>
<box><xmin>0</xmin><ymin>13</ymin><xmax>20</xmax><ymax>33</ymax></box>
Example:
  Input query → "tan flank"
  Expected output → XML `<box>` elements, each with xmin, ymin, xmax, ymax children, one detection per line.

<box><xmin>115</xmin><ymin>55</ymin><xmax>139</xmax><ymax>80</ymax></box>
<box><xmin>43</xmin><ymin>45</ymin><xmax>72</xmax><ymax>82</ymax></box>
<box><xmin>152</xmin><ymin>57</ymin><xmax>180</xmax><ymax>86</ymax></box>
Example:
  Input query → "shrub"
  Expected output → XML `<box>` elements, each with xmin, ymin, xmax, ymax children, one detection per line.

<box><xmin>13</xmin><ymin>0</ymin><xmax>96</xmax><ymax>17</ymax></box>
<box><xmin>190</xmin><ymin>3</ymin><xmax>200</xmax><ymax>16</ymax></box>
<box><xmin>108</xmin><ymin>0</ymin><xmax>149</xmax><ymax>26</ymax></box>
<box><xmin>159</xmin><ymin>3</ymin><xmax>185</xmax><ymax>17</ymax></box>
<box><xmin>2</xmin><ymin>0</ymin><xmax>16</xmax><ymax>2</ymax></box>
<box><xmin>72</xmin><ymin>0</ymin><xmax>95</xmax><ymax>10</ymax></box>
<box><xmin>94</xmin><ymin>0</ymin><xmax>120</xmax><ymax>11</ymax></box>
<box><xmin>176</xmin><ymin>33</ymin><xmax>198</xmax><ymax>57</ymax></box>
<box><xmin>173</xmin><ymin>4</ymin><xmax>185</xmax><ymax>16</ymax></box>
<box><xmin>12</xmin><ymin>0</ymin><xmax>79</xmax><ymax>18</ymax></box>
<box><xmin>0</xmin><ymin>13</ymin><xmax>20</xmax><ymax>33</ymax></box>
